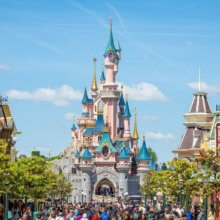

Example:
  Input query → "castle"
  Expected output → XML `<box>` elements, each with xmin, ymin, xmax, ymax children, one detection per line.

<box><xmin>53</xmin><ymin>20</ymin><xmax>156</xmax><ymax>203</ymax></box>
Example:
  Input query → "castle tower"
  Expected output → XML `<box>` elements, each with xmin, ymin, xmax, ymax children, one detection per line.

<box><xmin>118</xmin><ymin>90</ymin><xmax>125</xmax><ymax>136</ymax></box>
<box><xmin>132</xmin><ymin>108</ymin><xmax>139</xmax><ymax>156</ymax></box>
<box><xmin>123</xmin><ymin>99</ymin><xmax>132</xmax><ymax>139</ymax></box>
<box><xmin>137</xmin><ymin>137</ymin><xmax>151</xmax><ymax>185</ymax></box>
<box><xmin>117</xmin><ymin>145</ymin><xmax>130</xmax><ymax>198</ymax></box>
<box><xmin>100</xmin><ymin>69</ymin><xmax>106</xmax><ymax>91</ymax></box>
<box><xmin>101</xmin><ymin>18</ymin><xmax>121</xmax><ymax>140</ymax></box>
<box><xmin>80</xmin><ymin>147</ymin><xmax>93</xmax><ymax>202</ymax></box>
<box><xmin>91</xmin><ymin>57</ymin><xmax>98</xmax><ymax>99</ymax></box>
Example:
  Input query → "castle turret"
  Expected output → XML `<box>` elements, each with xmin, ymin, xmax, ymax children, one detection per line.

<box><xmin>137</xmin><ymin>137</ymin><xmax>150</xmax><ymax>185</ymax></box>
<box><xmin>117</xmin><ymin>145</ymin><xmax>130</xmax><ymax>198</ymax></box>
<box><xmin>80</xmin><ymin>147</ymin><xmax>93</xmax><ymax>202</ymax></box>
<box><xmin>123</xmin><ymin>99</ymin><xmax>132</xmax><ymax>139</ymax></box>
<box><xmin>101</xmin><ymin>18</ymin><xmax>121</xmax><ymax>140</ymax></box>
<box><xmin>118</xmin><ymin>90</ymin><xmax>125</xmax><ymax>136</ymax></box>
<box><xmin>91</xmin><ymin>57</ymin><xmax>98</xmax><ymax>99</ymax></box>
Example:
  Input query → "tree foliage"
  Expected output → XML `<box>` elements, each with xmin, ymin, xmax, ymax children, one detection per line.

<box><xmin>0</xmin><ymin>140</ymin><xmax>11</xmax><ymax>192</ymax></box>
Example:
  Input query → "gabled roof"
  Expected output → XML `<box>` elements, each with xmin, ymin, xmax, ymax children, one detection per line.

<box><xmin>137</xmin><ymin>139</ymin><xmax>150</xmax><ymax>161</ymax></box>
<box><xmin>81</xmin><ymin>147</ymin><xmax>92</xmax><ymax>159</ymax></box>
<box><xmin>124</xmin><ymin>101</ymin><xmax>132</xmax><ymax>118</ymax></box>
<box><xmin>95</xmin><ymin>127</ymin><xmax>117</xmax><ymax>153</ymax></box>
<box><xmin>119</xmin><ymin>92</ymin><xmax>125</xmax><ymax>106</ymax></box>
<box><xmin>118</xmin><ymin>147</ymin><xmax>129</xmax><ymax>159</ymax></box>
<box><xmin>114</xmin><ymin>140</ymin><xmax>132</xmax><ymax>154</ymax></box>
<box><xmin>100</xmin><ymin>70</ymin><xmax>106</xmax><ymax>81</ymax></box>
<box><xmin>82</xmin><ymin>88</ymin><xmax>93</xmax><ymax>104</ymax></box>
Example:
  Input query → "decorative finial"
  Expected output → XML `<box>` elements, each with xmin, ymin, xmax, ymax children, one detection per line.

<box><xmin>109</xmin><ymin>16</ymin><xmax>112</xmax><ymax>32</ymax></box>
<box><xmin>126</xmin><ymin>93</ymin><xmax>128</xmax><ymax>102</ymax></box>
<box><xmin>91</xmin><ymin>56</ymin><xmax>98</xmax><ymax>91</ymax></box>
<box><xmin>143</xmin><ymin>134</ymin><xmax>145</xmax><ymax>141</ymax></box>
<box><xmin>133</xmin><ymin>107</ymin><xmax>139</xmax><ymax>139</ymax></box>
<box><xmin>198</xmin><ymin>66</ymin><xmax>201</xmax><ymax>92</ymax></box>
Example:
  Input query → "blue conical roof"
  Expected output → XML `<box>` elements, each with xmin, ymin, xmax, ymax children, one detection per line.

<box><xmin>104</xmin><ymin>21</ymin><xmax>117</xmax><ymax>57</ymax></box>
<box><xmin>137</xmin><ymin>139</ymin><xmax>150</xmax><ymax>161</ymax></box>
<box><xmin>118</xmin><ymin>147</ymin><xmax>129</xmax><ymax>159</ymax></box>
<box><xmin>124</xmin><ymin>101</ymin><xmax>132</xmax><ymax>118</ymax></box>
<box><xmin>82</xmin><ymin>88</ymin><xmax>93</xmax><ymax>104</ymax></box>
<box><xmin>100</xmin><ymin>70</ymin><xmax>106</xmax><ymax>81</ymax></box>
<box><xmin>119</xmin><ymin>92</ymin><xmax>125</xmax><ymax>106</ymax></box>
<box><xmin>71</xmin><ymin>123</ymin><xmax>76</xmax><ymax>131</ymax></box>
<box><xmin>81</xmin><ymin>147</ymin><xmax>92</xmax><ymax>159</ymax></box>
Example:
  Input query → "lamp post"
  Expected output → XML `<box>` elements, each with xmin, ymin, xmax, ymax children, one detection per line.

<box><xmin>179</xmin><ymin>178</ymin><xmax>183</xmax><ymax>206</ymax></box>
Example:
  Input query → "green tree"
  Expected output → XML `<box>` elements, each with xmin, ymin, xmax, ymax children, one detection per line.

<box><xmin>9</xmin><ymin>155</ymin><xmax>54</xmax><ymax>200</ymax></box>
<box><xmin>0</xmin><ymin>140</ymin><xmax>11</xmax><ymax>191</ymax></box>
<box><xmin>48</xmin><ymin>175</ymin><xmax>72</xmax><ymax>203</ymax></box>
<box><xmin>148</xmin><ymin>147</ymin><xmax>158</xmax><ymax>163</ymax></box>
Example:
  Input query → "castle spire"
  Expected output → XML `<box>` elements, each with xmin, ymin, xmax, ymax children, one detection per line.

<box><xmin>104</xmin><ymin>17</ymin><xmax>117</xmax><ymax>57</ymax></box>
<box><xmin>91</xmin><ymin>57</ymin><xmax>98</xmax><ymax>91</ymax></box>
<box><xmin>198</xmin><ymin>66</ymin><xmax>201</xmax><ymax>92</ymax></box>
<box><xmin>133</xmin><ymin>108</ymin><xmax>139</xmax><ymax>139</ymax></box>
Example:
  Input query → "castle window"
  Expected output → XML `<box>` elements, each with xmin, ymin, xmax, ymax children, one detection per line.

<box><xmin>72</xmin><ymin>168</ymin><xmax>76</xmax><ymax>174</ymax></box>
<box><xmin>84</xmin><ymin>178</ymin><xmax>86</xmax><ymax>182</ymax></box>
<box><xmin>98</xmin><ymin>136</ymin><xmax>102</xmax><ymax>141</ymax></box>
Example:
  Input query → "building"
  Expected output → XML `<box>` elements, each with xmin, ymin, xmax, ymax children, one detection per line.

<box><xmin>0</xmin><ymin>96</ymin><xmax>20</xmax><ymax>160</ymax></box>
<box><xmin>53</xmin><ymin>20</ymin><xmax>156</xmax><ymax>203</ymax></box>
<box><xmin>173</xmin><ymin>85</ymin><xmax>219</xmax><ymax>160</ymax></box>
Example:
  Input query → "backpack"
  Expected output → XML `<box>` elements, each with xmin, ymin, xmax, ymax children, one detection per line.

<box><xmin>101</xmin><ymin>213</ymin><xmax>109</xmax><ymax>220</ymax></box>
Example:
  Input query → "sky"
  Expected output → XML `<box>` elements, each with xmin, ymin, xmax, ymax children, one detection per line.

<box><xmin>1</xmin><ymin>0</ymin><xmax>220</xmax><ymax>163</ymax></box>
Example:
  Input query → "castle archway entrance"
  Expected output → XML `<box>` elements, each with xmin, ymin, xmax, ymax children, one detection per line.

<box><xmin>95</xmin><ymin>178</ymin><xmax>115</xmax><ymax>197</ymax></box>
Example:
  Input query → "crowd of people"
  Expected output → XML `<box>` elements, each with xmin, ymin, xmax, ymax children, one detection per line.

<box><xmin>0</xmin><ymin>198</ymin><xmax>215</xmax><ymax>220</ymax></box>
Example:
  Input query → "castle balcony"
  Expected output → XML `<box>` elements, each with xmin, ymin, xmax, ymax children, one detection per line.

<box><xmin>79</xmin><ymin>162</ymin><xmax>94</xmax><ymax>171</ymax></box>
<box><xmin>116</xmin><ymin>162</ymin><xmax>131</xmax><ymax>171</ymax></box>
<box><xmin>101</xmin><ymin>89</ymin><xmax>120</xmax><ymax>99</ymax></box>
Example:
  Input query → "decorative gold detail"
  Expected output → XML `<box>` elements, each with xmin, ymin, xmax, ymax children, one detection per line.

<box><xmin>133</xmin><ymin>107</ymin><xmax>139</xmax><ymax>139</ymax></box>
<box><xmin>85</xmin><ymin>120</ymin><xmax>96</xmax><ymax>128</ymax></box>
<box><xmin>91</xmin><ymin>56</ymin><xmax>98</xmax><ymax>91</ymax></box>
<box><xmin>102</xmin><ymin>127</ymin><xmax>109</xmax><ymax>133</ymax></box>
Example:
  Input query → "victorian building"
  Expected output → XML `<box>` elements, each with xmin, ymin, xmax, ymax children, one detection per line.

<box><xmin>173</xmin><ymin>85</ymin><xmax>220</xmax><ymax>160</ymax></box>
<box><xmin>0</xmin><ymin>96</ymin><xmax>20</xmax><ymax>160</ymax></box>
<box><xmin>53</xmin><ymin>20</ymin><xmax>156</xmax><ymax>203</ymax></box>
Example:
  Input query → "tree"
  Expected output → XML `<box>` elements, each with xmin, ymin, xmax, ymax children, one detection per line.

<box><xmin>148</xmin><ymin>147</ymin><xmax>158</xmax><ymax>163</ymax></box>
<box><xmin>9</xmin><ymin>155</ymin><xmax>54</xmax><ymax>200</ymax></box>
<box><xmin>161</xmin><ymin>163</ymin><xmax>167</xmax><ymax>170</ymax></box>
<box><xmin>48</xmin><ymin>175</ymin><xmax>72</xmax><ymax>203</ymax></box>
<box><xmin>0</xmin><ymin>140</ymin><xmax>11</xmax><ymax>192</ymax></box>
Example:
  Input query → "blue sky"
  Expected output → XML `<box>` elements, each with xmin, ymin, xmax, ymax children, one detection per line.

<box><xmin>1</xmin><ymin>0</ymin><xmax>220</xmax><ymax>162</ymax></box>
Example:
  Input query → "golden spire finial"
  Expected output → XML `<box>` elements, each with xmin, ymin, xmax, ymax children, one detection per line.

<box><xmin>91</xmin><ymin>56</ymin><xmax>98</xmax><ymax>91</ymax></box>
<box><xmin>133</xmin><ymin>107</ymin><xmax>139</xmax><ymax>139</ymax></box>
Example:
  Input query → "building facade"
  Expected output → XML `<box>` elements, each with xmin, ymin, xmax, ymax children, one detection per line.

<box><xmin>0</xmin><ymin>96</ymin><xmax>20</xmax><ymax>160</ymax></box>
<box><xmin>53</xmin><ymin>20</ymin><xmax>156</xmax><ymax>203</ymax></box>
<box><xmin>173</xmin><ymin>88</ymin><xmax>220</xmax><ymax>160</ymax></box>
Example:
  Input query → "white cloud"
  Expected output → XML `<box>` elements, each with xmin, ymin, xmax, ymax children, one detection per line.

<box><xmin>141</xmin><ymin>115</ymin><xmax>158</xmax><ymax>121</ymax></box>
<box><xmin>145</xmin><ymin>132</ymin><xmax>175</xmax><ymax>140</ymax></box>
<box><xmin>187</xmin><ymin>82</ymin><xmax>220</xmax><ymax>93</ymax></box>
<box><xmin>64</xmin><ymin>112</ymin><xmax>78</xmax><ymax>121</ymax></box>
<box><xmin>118</xmin><ymin>82</ymin><xmax>168</xmax><ymax>101</ymax></box>
<box><xmin>0</xmin><ymin>64</ymin><xmax>10</xmax><ymax>71</ymax></box>
<box><xmin>6</xmin><ymin>85</ymin><xmax>82</xmax><ymax>106</ymax></box>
